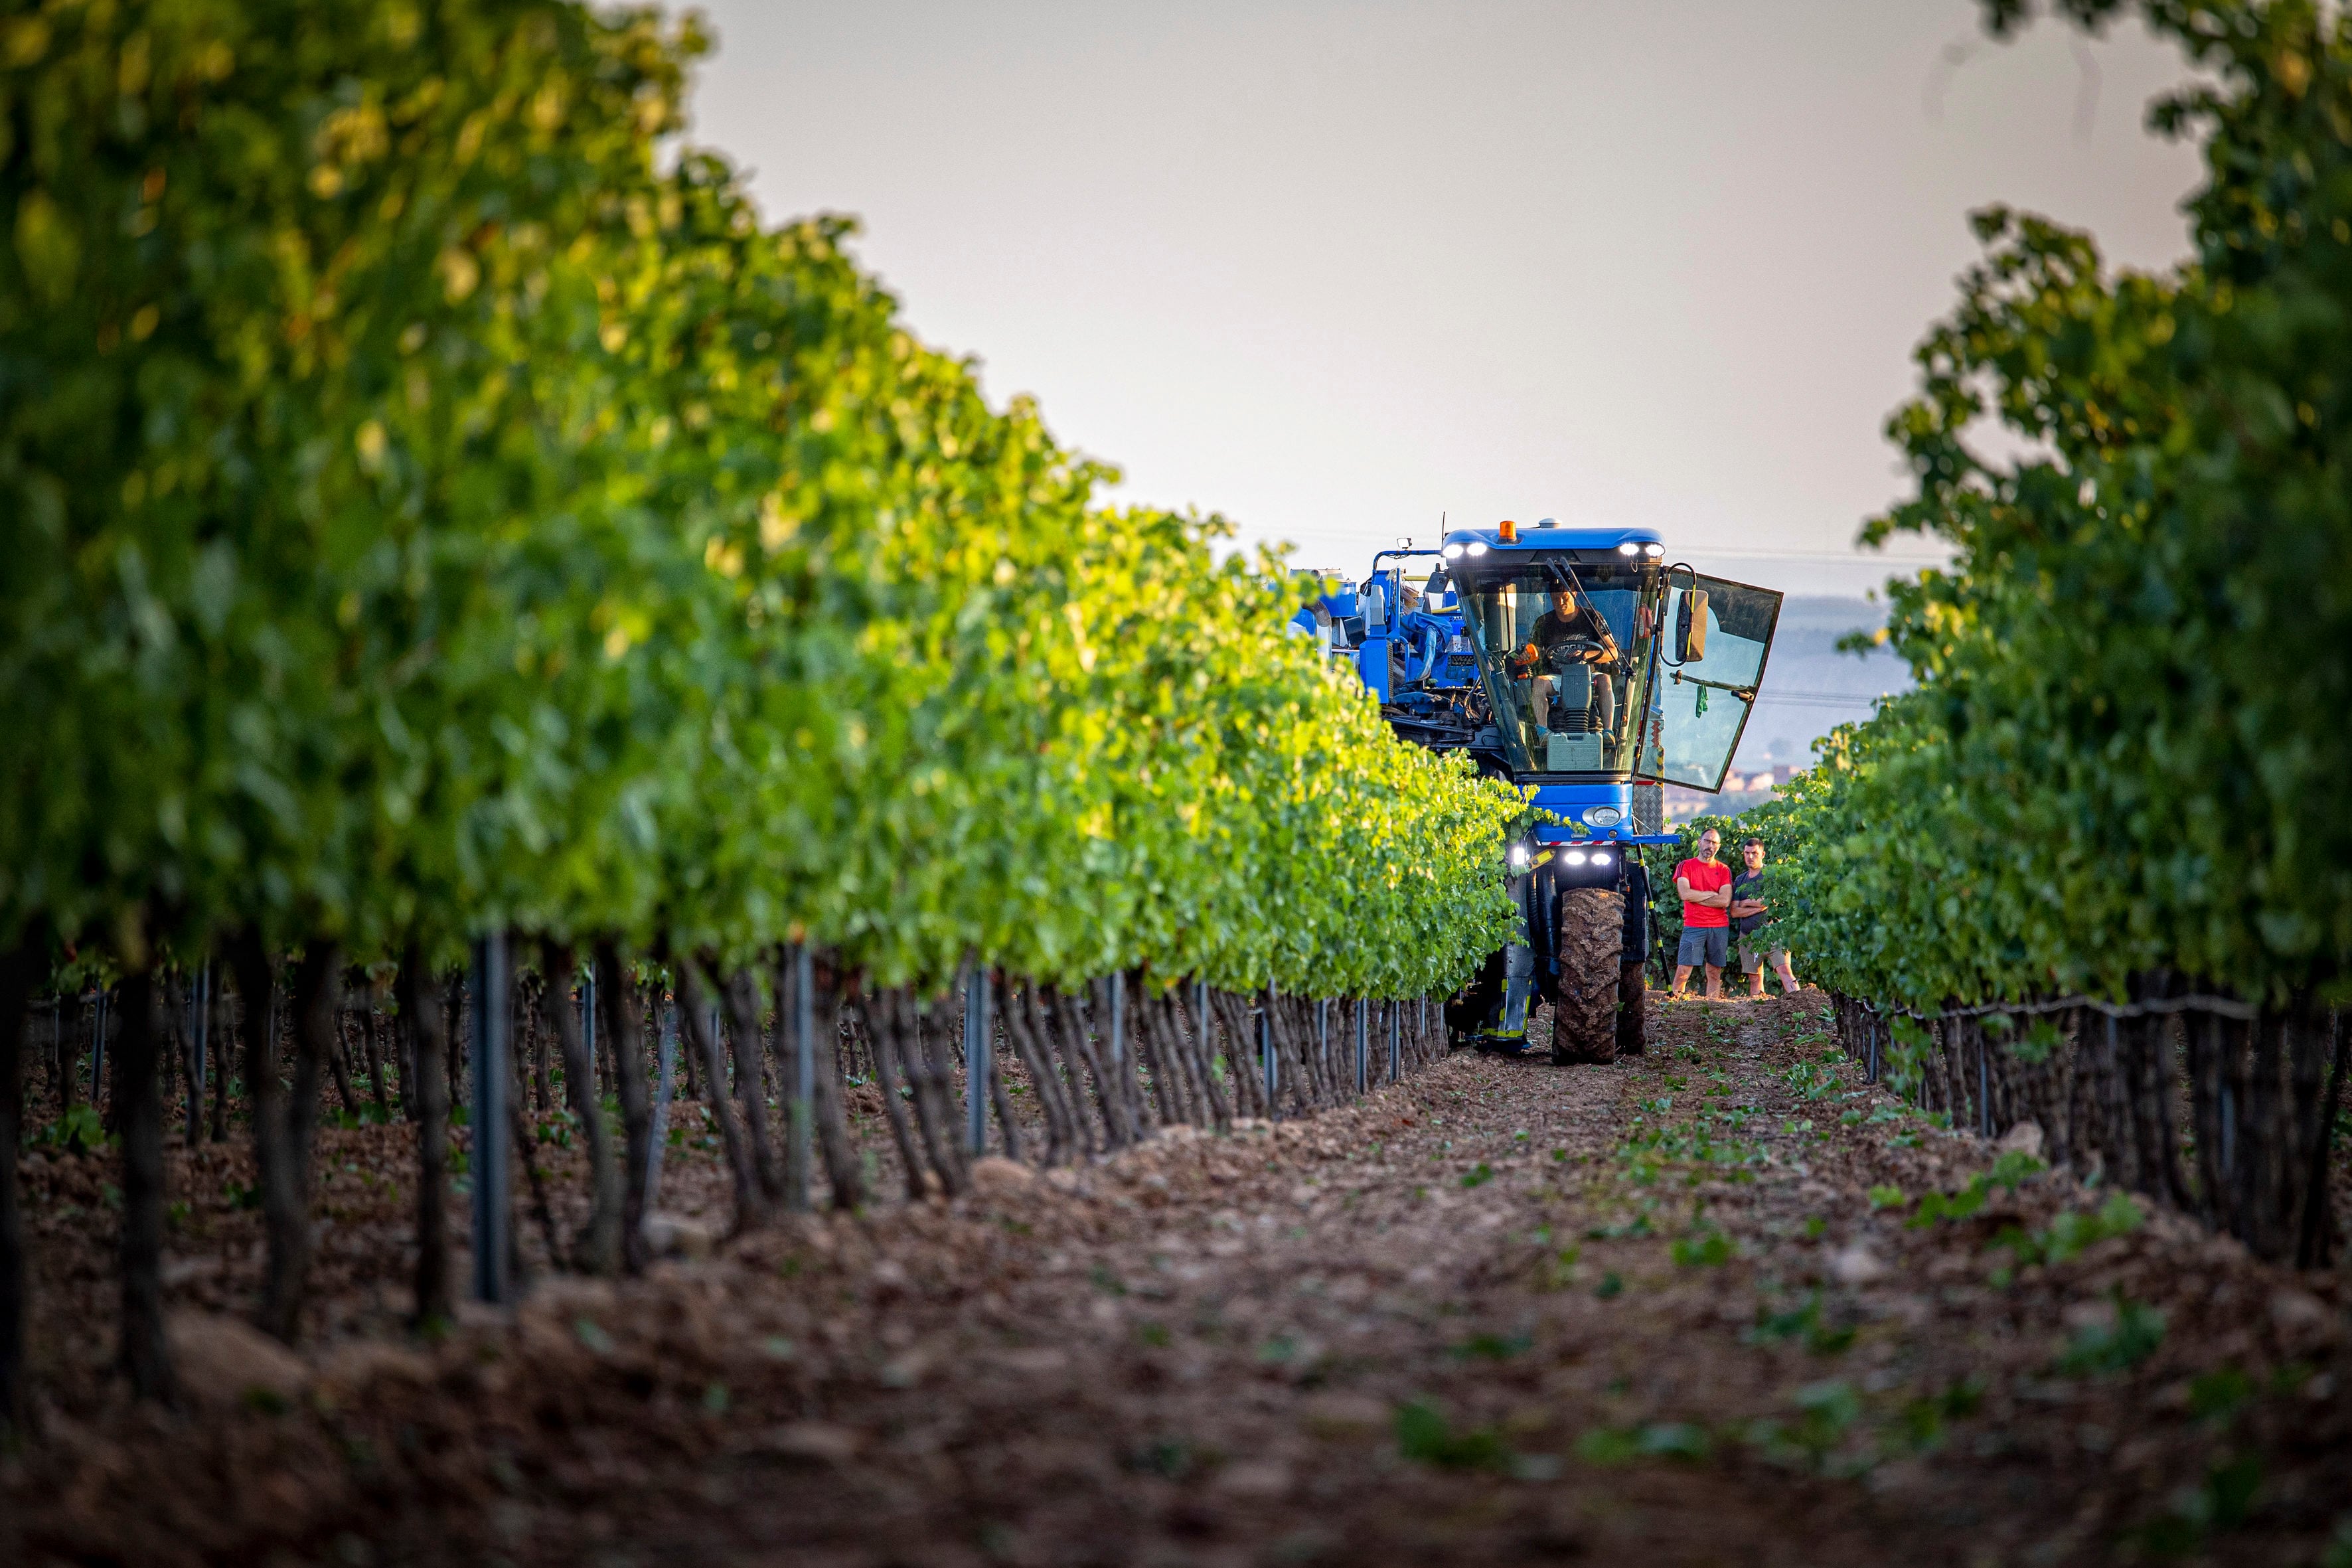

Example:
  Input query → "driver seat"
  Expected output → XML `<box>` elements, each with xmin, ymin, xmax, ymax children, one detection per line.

<box><xmin>1542</xmin><ymin>663</ymin><xmax>1612</xmax><ymax>771</ymax></box>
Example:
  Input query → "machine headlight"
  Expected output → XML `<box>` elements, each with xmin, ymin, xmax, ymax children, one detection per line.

<box><xmin>1617</xmin><ymin>542</ymin><xmax>1639</xmax><ymax>556</ymax></box>
<box><xmin>1441</xmin><ymin>542</ymin><xmax>1464</xmax><ymax>560</ymax></box>
<box><xmin>1561</xmin><ymin>850</ymin><xmax>1589</xmax><ymax>867</ymax></box>
<box><xmin>1643</xmin><ymin>543</ymin><xmax>1665</xmax><ymax>557</ymax></box>
<box><xmin>1592</xmin><ymin>851</ymin><xmax>1613</xmax><ymax>867</ymax></box>
<box><xmin>1508</xmin><ymin>844</ymin><xmax>1530</xmax><ymax>870</ymax></box>
<box><xmin>1585</xmin><ymin>806</ymin><xmax>1624</xmax><ymax>828</ymax></box>
<box><xmin>1465</xmin><ymin>541</ymin><xmax>1490</xmax><ymax>556</ymax></box>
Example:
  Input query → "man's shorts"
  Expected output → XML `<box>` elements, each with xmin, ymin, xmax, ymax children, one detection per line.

<box><xmin>1738</xmin><ymin>935</ymin><xmax>1789</xmax><ymax>972</ymax></box>
<box><xmin>1676</xmin><ymin>925</ymin><xmax>1729</xmax><ymax>968</ymax></box>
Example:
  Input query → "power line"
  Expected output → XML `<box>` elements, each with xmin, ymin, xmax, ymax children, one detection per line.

<box><xmin>1238</xmin><ymin>524</ymin><xmax>1952</xmax><ymax>567</ymax></box>
<box><xmin>1677</xmin><ymin>546</ymin><xmax>1951</xmax><ymax>566</ymax></box>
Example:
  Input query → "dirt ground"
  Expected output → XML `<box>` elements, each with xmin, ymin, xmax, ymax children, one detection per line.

<box><xmin>4</xmin><ymin>992</ymin><xmax>2349</xmax><ymax>1567</ymax></box>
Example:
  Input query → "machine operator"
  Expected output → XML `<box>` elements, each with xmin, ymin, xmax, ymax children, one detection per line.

<box><xmin>1510</xmin><ymin>587</ymin><xmax>1619</xmax><ymax>736</ymax></box>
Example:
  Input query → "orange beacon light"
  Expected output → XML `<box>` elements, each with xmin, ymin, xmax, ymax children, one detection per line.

<box><xmin>1498</xmin><ymin>519</ymin><xmax>1519</xmax><ymax>543</ymax></box>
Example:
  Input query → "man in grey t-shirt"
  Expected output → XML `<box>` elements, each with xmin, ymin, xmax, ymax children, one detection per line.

<box><xmin>1730</xmin><ymin>839</ymin><xmax>1804</xmax><ymax>998</ymax></box>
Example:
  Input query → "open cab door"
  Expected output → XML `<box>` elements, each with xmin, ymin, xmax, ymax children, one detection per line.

<box><xmin>1636</xmin><ymin>570</ymin><xmax>1783</xmax><ymax>792</ymax></box>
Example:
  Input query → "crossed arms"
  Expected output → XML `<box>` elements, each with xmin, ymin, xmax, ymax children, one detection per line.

<box><xmin>1676</xmin><ymin>876</ymin><xmax>1733</xmax><ymax>911</ymax></box>
<box><xmin>1676</xmin><ymin>878</ymin><xmax>1768</xmax><ymax>919</ymax></box>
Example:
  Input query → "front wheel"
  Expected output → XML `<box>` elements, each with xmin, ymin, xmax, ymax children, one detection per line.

<box><xmin>1551</xmin><ymin>888</ymin><xmax>1624</xmax><ymax>1063</ymax></box>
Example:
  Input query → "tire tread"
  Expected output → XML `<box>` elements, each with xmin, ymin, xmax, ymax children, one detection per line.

<box><xmin>1552</xmin><ymin>888</ymin><xmax>1622</xmax><ymax>1063</ymax></box>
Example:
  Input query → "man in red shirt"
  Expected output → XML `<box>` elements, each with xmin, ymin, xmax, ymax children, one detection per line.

<box><xmin>1671</xmin><ymin>825</ymin><xmax>1734</xmax><ymax>1000</ymax></box>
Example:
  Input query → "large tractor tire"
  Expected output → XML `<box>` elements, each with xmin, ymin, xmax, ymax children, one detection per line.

<box><xmin>1616</xmin><ymin>856</ymin><xmax>1652</xmax><ymax>1058</ymax></box>
<box><xmin>1614</xmin><ymin>958</ymin><xmax>1648</xmax><ymax>1058</ymax></box>
<box><xmin>1551</xmin><ymin>888</ymin><xmax>1624</xmax><ymax>1063</ymax></box>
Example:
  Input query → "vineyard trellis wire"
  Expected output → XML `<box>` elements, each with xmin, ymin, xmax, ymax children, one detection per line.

<box><xmin>1816</xmin><ymin>990</ymin><xmax>2347</xmax><ymax>1270</ymax></box>
<box><xmin>3</xmin><ymin>953</ymin><xmax>1469</xmax><ymax>1395</ymax></box>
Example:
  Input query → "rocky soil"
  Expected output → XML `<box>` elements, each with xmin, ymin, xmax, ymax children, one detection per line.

<box><xmin>4</xmin><ymin>992</ymin><xmax>2348</xmax><ymax>1567</ymax></box>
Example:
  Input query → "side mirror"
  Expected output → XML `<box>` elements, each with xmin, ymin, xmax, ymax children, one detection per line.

<box><xmin>1674</xmin><ymin>589</ymin><xmax>1709</xmax><ymax>663</ymax></box>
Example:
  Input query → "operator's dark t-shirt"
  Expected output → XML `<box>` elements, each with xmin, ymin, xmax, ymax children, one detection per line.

<box><xmin>1530</xmin><ymin>607</ymin><xmax>1597</xmax><ymax>650</ymax></box>
<box><xmin>1731</xmin><ymin>869</ymin><xmax>1766</xmax><ymax>936</ymax></box>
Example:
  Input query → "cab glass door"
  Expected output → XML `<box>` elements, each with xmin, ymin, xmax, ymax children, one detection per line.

<box><xmin>1634</xmin><ymin>574</ymin><xmax>1782</xmax><ymax>791</ymax></box>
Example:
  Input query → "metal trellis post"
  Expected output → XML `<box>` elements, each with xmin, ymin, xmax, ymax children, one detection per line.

<box><xmin>187</xmin><ymin>963</ymin><xmax>210</xmax><ymax>1141</ymax></box>
<box><xmin>1261</xmin><ymin>1002</ymin><xmax>1277</xmax><ymax>1121</ymax></box>
<box><xmin>791</xmin><ymin>945</ymin><xmax>815</xmax><ymax>1210</ymax></box>
<box><xmin>1109</xmin><ymin>971</ymin><xmax>1125</xmax><ymax>1077</ymax></box>
<box><xmin>2219</xmin><ymin>1071</ymin><xmax>2236</xmax><ymax>1178</ymax></box>
<box><xmin>90</xmin><ymin>988</ymin><xmax>108</xmax><ymax>1101</ymax></box>
<box><xmin>1387</xmin><ymin>1000</ymin><xmax>1399</xmax><ymax>1081</ymax></box>
<box><xmin>965</xmin><ymin>966</ymin><xmax>991</xmax><ymax>1157</ymax></box>
<box><xmin>1978</xmin><ymin>1029</ymin><xmax>1992</xmax><ymax>1139</ymax></box>
<box><xmin>469</xmin><ymin>932</ymin><xmax>512</xmax><ymax>1306</ymax></box>
<box><xmin>582</xmin><ymin>965</ymin><xmax>596</xmax><ymax>1077</ymax></box>
<box><xmin>645</xmin><ymin>996</ymin><xmax>678</xmax><ymax>1208</ymax></box>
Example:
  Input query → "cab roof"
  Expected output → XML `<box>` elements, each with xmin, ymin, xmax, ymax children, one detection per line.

<box><xmin>1442</xmin><ymin>522</ymin><xmax>1664</xmax><ymax>554</ymax></box>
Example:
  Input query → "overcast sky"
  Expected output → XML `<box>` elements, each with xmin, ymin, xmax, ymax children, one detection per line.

<box><xmin>674</xmin><ymin>1</ymin><xmax>2204</xmax><ymax>597</ymax></box>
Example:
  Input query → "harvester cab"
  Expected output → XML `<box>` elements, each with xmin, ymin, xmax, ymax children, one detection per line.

<box><xmin>1312</xmin><ymin>521</ymin><xmax>1783</xmax><ymax>1062</ymax></box>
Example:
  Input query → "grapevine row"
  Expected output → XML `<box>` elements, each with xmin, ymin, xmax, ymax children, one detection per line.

<box><xmin>0</xmin><ymin>0</ymin><xmax>1521</xmax><ymax>1423</ymax></box>
<box><xmin>1739</xmin><ymin>0</ymin><xmax>2352</xmax><ymax>1266</ymax></box>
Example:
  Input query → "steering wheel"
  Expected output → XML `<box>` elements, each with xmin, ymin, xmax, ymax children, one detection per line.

<box><xmin>1544</xmin><ymin>637</ymin><xmax>1606</xmax><ymax>671</ymax></box>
